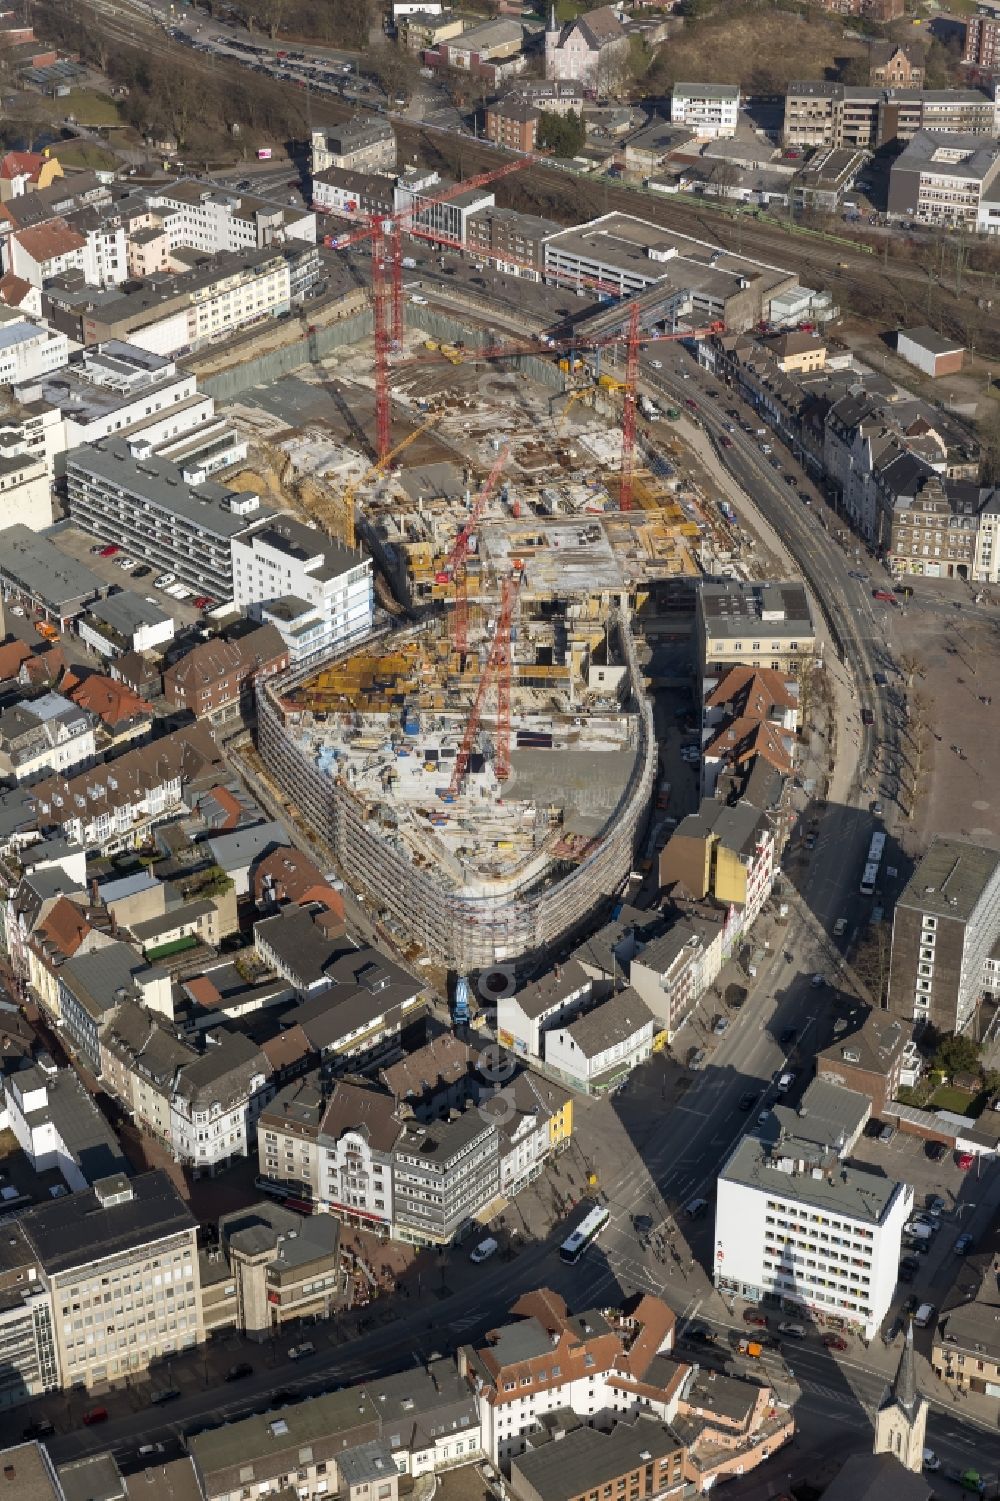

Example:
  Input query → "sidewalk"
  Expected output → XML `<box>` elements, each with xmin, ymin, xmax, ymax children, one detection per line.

<box><xmin>679</xmin><ymin>420</ymin><xmax>862</xmax><ymax>813</ymax></box>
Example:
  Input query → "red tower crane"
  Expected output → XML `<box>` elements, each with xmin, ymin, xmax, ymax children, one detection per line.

<box><xmin>447</xmin><ymin>566</ymin><xmax>522</xmax><ymax>799</ymax></box>
<box><xmin>619</xmin><ymin>299</ymin><xmax>641</xmax><ymax>513</ymax></box>
<box><xmin>448</xmin><ymin>445</ymin><xmax>509</xmax><ymax>654</ymax></box>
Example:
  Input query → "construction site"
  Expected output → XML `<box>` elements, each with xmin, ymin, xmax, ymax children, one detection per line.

<box><xmin>243</xmin><ymin>166</ymin><xmax>757</xmax><ymax>973</ymax></box>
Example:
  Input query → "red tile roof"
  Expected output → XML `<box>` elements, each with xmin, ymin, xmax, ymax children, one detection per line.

<box><xmin>67</xmin><ymin>672</ymin><xmax>153</xmax><ymax>729</ymax></box>
<box><xmin>0</xmin><ymin>271</ymin><xmax>32</xmax><ymax>306</ymax></box>
<box><xmin>0</xmin><ymin>151</ymin><xmax>46</xmax><ymax>181</ymax></box>
<box><xmin>12</xmin><ymin>216</ymin><xmax>84</xmax><ymax>265</ymax></box>
<box><xmin>0</xmin><ymin>638</ymin><xmax>31</xmax><ymax>681</ymax></box>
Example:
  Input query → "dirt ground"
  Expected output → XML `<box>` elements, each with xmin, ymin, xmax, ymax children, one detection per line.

<box><xmin>838</xmin><ymin>314</ymin><xmax>997</xmax><ymax>423</ymax></box>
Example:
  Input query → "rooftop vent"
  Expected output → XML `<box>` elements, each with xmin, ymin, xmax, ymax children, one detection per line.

<box><xmin>270</xmin><ymin>1420</ymin><xmax>289</xmax><ymax>1437</ymax></box>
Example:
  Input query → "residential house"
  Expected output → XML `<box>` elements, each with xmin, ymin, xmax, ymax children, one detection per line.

<box><xmin>542</xmin><ymin>987</ymin><xmax>656</xmax><ymax>1096</ymax></box>
<box><xmin>816</xmin><ymin>999</ymin><xmax>906</xmax><ymax>1117</ymax></box>
<box><xmin>316</xmin><ymin>1077</ymin><xmax>400</xmax><ymax>1235</ymax></box>
<box><xmin>65</xmin><ymin>673</ymin><xmax>153</xmax><ymax>749</ymax></box>
<box><xmin>162</xmin><ymin>624</ymin><xmax>289</xmax><ymax>727</ymax></box>
<box><xmin>497</xmin><ymin>960</ymin><xmax>593</xmax><ymax>1061</ymax></box>
<box><xmin>0</xmin><ymin>151</ymin><xmax>63</xmax><ymax>202</ymax></box>
<box><xmin>659</xmin><ymin>798</ymin><xmax>777</xmax><ymax>932</ymax></box>
<box><xmin>7</xmin><ymin>217</ymin><xmax>85</xmax><ymax>286</ymax></box>
<box><xmin>544</xmin><ymin>5</ymin><xmax>629</xmax><ymax>90</ymax></box>
<box><xmin>869</xmin><ymin>42</ymin><xmax>924</xmax><ymax>87</ymax></box>
<box><xmin>58</xmin><ymin>938</ymin><xmax>172</xmax><ymax>1074</ymax></box>
<box><xmin>628</xmin><ymin>917</ymin><xmax>728</xmax><ymax>1040</ymax></box>
<box><xmin>0</xmin><ymin>691</ymin><xmax>96</xmax><ymax>782</ymax></box>
<box><xmin>256</xmin><ymin>1071</ymin><xmax>327</xmax><ymax>1200</ymax></box>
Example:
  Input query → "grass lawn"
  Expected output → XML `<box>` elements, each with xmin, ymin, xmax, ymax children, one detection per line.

<box><xmin>55</xmin><ymin>140</ymin><xmax>119</xmax><ymax>171</ymax></box>
<box><xmin>60</xmin><ymin>89</ymin><xmax>123</xmax><ymax>127</ymax></box>
<box><xmin>928</xmin><ymin>1084</ymin><xmax>985</xmax><ymax>1117</ymax></box>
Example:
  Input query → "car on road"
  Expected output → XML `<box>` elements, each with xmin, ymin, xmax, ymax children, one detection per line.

<box><xmin>903</xmin><ymin>1236</ymin><xmax>930</xmax><ymax>1256</ymax></box>
<box><xmin>149</xmin><ymin>1387</ymin><xmax>181</xmax><ymax>1405</ymax></box>
<box><xmin>21</xmin><ymin>1420</ymin><xmax>55</xmax><ymax>1440</ymax></box>
<box><xmin>804</xmin><ymin>831</ymin><xmax>818</xmax><ymax>850</ymax></box>
<box><xmin>685</xmin><ymin>1198</ymin><xmax>709</xmax><ymax>1219</ymax></box>
<box><xmin>650</xmin><ymin>359</ymin><xmax>662</xmax><ymax>369</ymax></box>
<box><xmin>688</xmin><ymin>1047</ymin><xmax>706</xmax><ymax>1071</ymax></box>
<box><xmin>778</xmin><ymin>1322</ymin><xmax>806</xmax><ymax>1338</ymax></box>
<box><xmin>685</xmin><ymin>397</ymin><xmax>698</xmax><ymax>410</ymax></box>
<box><xmin>225</xmin><ymin>1363</ymin><xmax>254</xmax><ymax>1381</ymax></box>
<box><xmin>955</xmin><ymin>1233</ymin><xmax>975</xmax><ymax>1255</ymax></box>
<box><xmin>861</xmin><ymin>708</ymin><xmax>874</xmax><ymax>725</ymax></box>
<box><xmin>779</xmin><ymin>1028</ymin><xmax>797</xmax><ymax>1049</ymax></box>
<box><xmin>873</xmin><ymin>671</ymin><xmax>888</xmax><ymax>686</ymax></box>
<box><xmin>757</xmin><ymin>1108</ymin><xmax>773</xmax><ymax>1125</ymax></box>
<box><xmin>138</xmin><ymin>1444</ymin><xmax>166</xmax><ymax>1458</ymax></box>
<box><xmin>833</xmin><ymin>918</ymin><xmax>848</xmax><ymax>937</ymax></box>
<box><xmin>957</xmin><ymin>1151</ymin><xmax>975</xmax><ymax>1171</ymax></box>
<box><xmin>811</xmin><ymin>973</ymin><xmax>825</xmax><ymax>989</ymax></box>
<box><xmin>738</xmin><ymin>1091</ymin><xmax>757</xmax><ymax>1111</ymax></box>
<box><xmin>193</xmin><ymin>595</ymin><xmax>213</xmax><ymax>609</ymax></box>
<box><xmin>871</xmin><ymin>800</ymin><xmax>883</xmax><ymax>817</ymax></box>
<box><xmin>925</xmin><ymin>1140</ymin><xmax>946</xmax><ymax>1162</ymax></box>
<box><xmin>685</xmin><ymin>1325</ymin><xmax>715</xmax><ymax>1344</ymax></box>
<box><xmin>822</xmin><ymin>1333</ymin><xmax>848</xmax><ymax>1351</ymax></box>
<box><xmin>777</xmin><ymin>1070</ymin><xmax>796</xmax><ymax>1093</ymax></box>
<box><xmin>83</xmin><ymin>1407</ymin><xmax>109</xmax><ymax>1425</ymax></box>
<box><xmin>720</xmin><ymin>436</ymin><xmax>733</xmax><ymax>448</ymax></box>
<box><xmin>712</xmin><ymin>1015</ymin><xmax>730</xmax><ymax>1036</ymax></box>
<box><xmin>633</xmin><ymin>1214</ymin><xmax>654</xmax><ymax>1234</ymax></box>
<box><xmin>743</xmin><ymin>1310</ymin><xmax>768</xmax><ymax>1327</ymax></box>
<box><xmin>922</xmin><ymin>1449</ymin><xmax>941</xmax><ymax>1473</ymax></box>
<box><xmin>289</xmin><ymin>1341</ymin><xmax>316</xmax><ymax>1359</ymax></box>
<box><xmin>898</xmin><ymin>1256</ymin><xmax>919</xmax><ymax>1281</ymax></box>
<box><xmin>784</xmin><ymin>473</ymin><xmax>795</xmax><ymax>485</ymax></box>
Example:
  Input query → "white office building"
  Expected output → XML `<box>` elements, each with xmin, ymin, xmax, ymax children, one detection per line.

<box><xmin>671</xmin><ymin>83</ymin><xmax>741</xmax><ymax>139</ymax></box>
<box><xmin>714</xmin><ymin>1093</ymin><xmax>912</xmax><ymax>1340</ymax></box>
<box><xmin>0</xmin><ymin>319</ymin><xmax>68</xmax><ymax>385</ymax></box>
<box><xmin>146</xmin><ymin>181</ymin><xmax>316</xmax><ymax>256</ymax></box>
<box><xmin>232</xmin><ymin>515</ymin><xmax>373</xmax><ymax>666</ymax></box>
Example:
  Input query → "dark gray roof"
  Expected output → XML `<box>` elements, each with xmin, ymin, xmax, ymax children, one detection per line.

<box><xmin>4</xmin><ymin>1058</ymin><xmax>127</xmax><ymax>1184</ymax></box>
<box><xmin>219</xmin><ymin>1199</ymin><xmax>339</xmax><ymax>1270</ymax></box>
<box><xmin>514</xmin><ymin>958</ymin><xmax>591</xmax><ymax>1020</ymax></box>
<box><xmin>897</xmin><ymin>837</ymin><xmax>1000</xmax><ymax>924</ymax></box>
<box><xmin>59</xmin><ymin>939</ymin><xmax>150</xmax><ymax>1021</ymax></box>
<box><xmin>560</xmin><ymin>987</ymin><xmax>655</xmax><ymax>1057</ymax></box>
<box><xmin>818</xmin><ymin>1454</ymin><xmax>931</xmax><ymax>1501</ymax></box>
<box><xmin>57</xmin><ymin>1455</ymin><xmax>125</xmax><ymax>1501</ymax></box>
<box><xmin>698</xmin><ymin>579</ymin><xmax>814</xmax><ymax>640</ymax></box>
<box><xmin>511</xmin><ymin>1417</ymin><xmax>682</xmax><ymax>1501</ymax></box>
<box><xmin>20</xmin><ymin>1168</ymin><xmax>196</xmax><ymax>1276</ymax></box>
<box><xmin>0</xmin><ymin>524</ymin><xmax>103</xmax><ymax>610</ymax></box>
<box><xmin>899</xmin><ymin>325</ymin><xmax>964</xmax><ymax>357</ymax></box>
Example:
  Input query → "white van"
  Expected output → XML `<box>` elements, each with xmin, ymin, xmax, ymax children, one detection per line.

<box><xmin>914</xmin><ymin>1302</ymin><xmax>936</xmax><ymax>1328</ymax></box>
<box><xmin>410</xmin><ymin>294</ymin><xmax>428</xmax><ymax>305</ymax></box>
<box><xmin>470</xmin><ymin>1237</ymin><xmax>498</xmax><ymax>1263</ymax></box>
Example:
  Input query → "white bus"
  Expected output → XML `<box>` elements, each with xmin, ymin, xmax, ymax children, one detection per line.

<box><xmin>559</xmin><ymin>1204</ymin><xmax>610</xmax><ymax>1264</ymax></box>
<box><xmin>860</xmin><ymin>831</ymin><xmax>886</xmax><ymax>896</ymax></box>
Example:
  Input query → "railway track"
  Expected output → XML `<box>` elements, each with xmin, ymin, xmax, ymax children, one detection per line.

<box><xmin>73</xmin><ymin>0</ymin><xmax>1000</xmax><ymax>358</ymax></box>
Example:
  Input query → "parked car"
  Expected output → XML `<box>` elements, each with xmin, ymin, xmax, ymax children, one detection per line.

<box><xmin>861</xmin><ymin>707</ymin><xmax>874</xmax><ymax>725</ymax></box>
<box><xmin>154</xmin><ymin>572</ymin><xmax>176</xmax><ymax>588</ymax></box>
<box><xmin>138</xmin><ymin>1444</ymin><xmax>166</xmax><ymax>1458</ymax></box>
<box><xmin>288</xmin><ymin>1342</ymin><xmax>316</xmax><ymax>1360</ymax></box>
<box><xmin>738</xmin><ymin>1091</ymin><xmax>757</xmax><ymax>1111</ymax></box>
<box><xmin>879</xmin><ymin>1124</ymin><xmax>896</xmax><ymax>1144</ymax></box>
<box><xmin>957</xmin><ymin>1151</ymin><xmax>975</xmax><ymax>1171</ymax></box>
<box><xmin>712</xmin><ymin>1016</ymin><xmax>729</xmax><ymax>1036</ymax></box>
<box><xmin>922</xmin><ymin>1449</ymin><xmax>941</xmax><ymax>1473</ymax></box>
<box><xmin>778</xmin><ymin>1322</ymin><xmax>806</xmax><ymax>1338</ymax></box>
<box><xmin>926</xmin><ymin>1195</ymin><xmax>946</xmax><ymax>1216</ymax></box>
<box><xmin>83</xmin><ymin>1407</ymin><xmax>109</xmax><ymax>1425</ymax></box>
<box><xmin>632</xmin><ymin>1214</ymin><xmax>654</xmax><ymax>1234</ymax></box>
<box><xmin>833</xmin><ymin>918</ymin><xmax>847</xmax><ymax>937</ymax></box>
<box><xmin>955</xmin><ymin>1233</ymin><xmax>974</xmax><ymax>1255</ymax></box>
<box><xmin>822</xmin><ymin>1333</ymin><xmax>848</xmax><ymax>1351</ymax></box>
<box><xmin>743</xmin><ymin>1310</ymin><xmax>768</xmax><ymax>1327</ymax></box>
<box><xmin>21</xmin><ymin>1420</ymin><xmax>55</xmax><ymax>1440</ymax></box>
<box><xmin>898</xmin><ymin>1256</ymin><xmax>920</xmax><ymax>1281</ymax></box>
<box><xmin>99</xmin><ymin>544</ymin><xmax>120</xmax><ymax>558</ymax></box>
<box><xmin>132</xmin><ymin>565</ymin><xmax>152</xmax><ymax>579</ymax></box>
<box><xmin>225</xmin><ymin>1363</ymin><xmax>253</xmax><ymax>1381</ymax></box>
<box><xmin>811</xmin><ymin>973</ymin><xmax>825</xmax><ymax>988</ymax></box>
<box><xmin>685</xmin><ymin>1324</ymin><xmax>715</xmax><ymax>1344</ymax></box>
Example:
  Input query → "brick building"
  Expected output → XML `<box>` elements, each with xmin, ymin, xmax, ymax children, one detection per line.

<box><xmin>162</xmin><ymin>623</ymin><xmax>288</xmax><ymax>725</ymax></box>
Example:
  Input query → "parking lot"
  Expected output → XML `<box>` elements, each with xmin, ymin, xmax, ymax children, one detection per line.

<box><xmin>49</xmin><ymin>522</ymin><xmax>207</xmax><ymax>631</ymax></box>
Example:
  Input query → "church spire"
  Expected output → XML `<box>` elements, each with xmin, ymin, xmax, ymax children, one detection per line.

<box><xmin>890</xmin><ymin>1319</ymin><xmax>919</xmax><ymax>1417</ymax></box>
<box><xmin>547</xmin><ymin>2</ymin><xmax>559</xmax><ymax>31</ymax></box>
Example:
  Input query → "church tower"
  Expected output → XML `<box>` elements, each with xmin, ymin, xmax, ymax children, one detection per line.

<box><xmin>873</xmin><ymin>1322</ymin><xmax>928</xmax><ymax>1473</ymax></box>
<box><xmin>545</xmin><ymin>3</ymin><xmax>560</xmax><ymax>81</ymax></box>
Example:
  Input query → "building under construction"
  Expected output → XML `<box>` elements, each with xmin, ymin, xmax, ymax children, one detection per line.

<box><xmin>257</xmin><ymin>579</ymin><xmax>656</xmax><ymax>970</ymax></box>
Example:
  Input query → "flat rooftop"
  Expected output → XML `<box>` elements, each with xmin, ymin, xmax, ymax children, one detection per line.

<box><xmin>721</xmin><ymin>1134</ymin><xmax>904</xmax><ymax>1225</ymax></box>
<box><xmin>0</xmin><ymin>523</ymin><xmax>103</xmax><ymax>609</ymax></box>
<box><xmin>898</xmin><ymin>837</ymin><xmax>1000</xmax><ymax>923</ymax></box>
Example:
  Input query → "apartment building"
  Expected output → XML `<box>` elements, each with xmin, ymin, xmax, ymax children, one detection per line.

<box><xmin>888</xmin><ymin>837</ymin><xmax>1000</xmax><ymax>1032</ymax></box>
<box><xmin>310</xmin><ymin>119</ymin><xmax>397</xmax><ymax>175</ymax></box>
<box><xmin>659</xmin><ymin>798</ymin><xmax>777</xmax><ymax>930</ymax></box>
<box><xmin>394</xmin><ymin>167</ymin><xmax>495</xmax><ymax>249</ymax></box>
<box><xmin>0</xmin><ymin>691</ymin><xmax>96</xmax><ymax>782</ymax></box>
<box><xmin>27</xmin><ymin>720</ymin><xmax>225</xmax><ymax>855</ymax></box>
<box><xmin>931</xmin><ymin>1266</ymin><xmax>1000</xmax><ymax>1398</ymax></box>
<box><xmin>67</xmin><ymin>439</ymin><xmax>273</xmax><ymax>601</ymax></box>
<box><xmin>714</xmin><ymin>1089</ymin><xmax>912</xmax><ymax>1338</ymax></box>
<box><xmin>696</xmin><ymin>580</ymin><xmax>817</xmax><ymax>674</ymax></box>
<box><xmin>783</xmin><ymin>82</ymin><xmax>996</xmax><ymax>151</ymax></box>
<box><xmin>885</xmin><ymin>472</ymin><xmax>985</xmax><ymax>580</ymax></box>
<box><xmin>498</xmin><ymin>960</ymin><xmax>593</xmax><ymax>1060</ymax></box>
<box><xmin>58</xmin><ymin>939</ymin><xmax>171</xmax><ymax>1074</ymax></box>
<box><xmin>888</xmin><ymin>131</ymin><xmax>1000</xmax><ymax>229</ymax></box>
<box><xmin>310</xmin><ymin>166</ymin><xmax>395</xmax><ymax>223</ymax></box>
<box><xmin>465</xmin><ymin>206</ymin><xmax>558</xmax><ymax>280</ymax></box>
<box><xmin>1</xmin><ymin>1057</ymin><xmax>127</xmax><ymax>1191</ymax></box>
<box><xmin>511</xmin><ymin>1418</ymin><xmax>686</xmax><ymax>1501</ymax></box>
<box><xmin>0</xmin><ymin>443</ymin><xmax>51</xmax><ymax>532</ymax></box>
<box><xmin>0</xmin><ymin>318</ymin><xmax>67</xmax><ymax>383</ymax></box>
<box><xmin>963</xmin><ymin>10</ymin><xmax>1000</xmax><ymax>69</ymax></box>
<box><xmin>19</xmin><ymin>1169</ymin><xmax>202</xmax><ymax>1390</ymax></box>
<box><xmin>231</xmin><ymin>515</ymin><xmax>373</xmax><ymax>666</ymax></box>
<box><xmin>0</xmin><ymin>1220</ymin><xmax>58</xmax><ymax>1411</ymax></box>
<box><xmin>460</xmin><ymin>1289</ymin><xmax>678</xmax><ymax>1465</ymax></box>
<box><xmin>392</xmin><ymin>1110</ymin><xmax>499</xmax><ymax>1247</ymax></box>
<box><xmin>399</xmin><ymin>10</ymin><xmax>465</xmax><ymax>52</ymax></box>
<box><xmin>542</xmin><ymin>987</ymin><xmax>656</xmax><ymax>1096</ymax></box>
<box><xmin>7</xmin><ymin>217</ymin><xmax>85</xmax><ymax>287</ymax></box>
<box><xmin>163</xmin><ymin>624</ymin><xmax>288</xmax><ymax>725</ymax></box>
<box><xmin>816</xmin><ymin>999</ymin><xmax>906</xmax><ymax>1119</ymax></box>
<box><xmin>146</xmin><ymin>181</ymin><xmax>316</xmax><ymax>254</ymax></box>
<box><xmin>316</xmin><ymin>1078</ymin><xmax>398</xmax><ymax>1235</ymax></box>
<box><xmin>628</xmin><ymin>916</ymin><xmax>729</xmax><ymax>1040</ymax></box>
<box><xmin>671</xmin><ymin>82</ymin><xmax>740</xmax><ymax>139</ymax></box>
<box><xmin>256</xmin><ymin>1072</ymin><xmax>326</xmax><ymax>1199</ymax></box>
<box><xmin>485</xmin><ymin>98</ymin><xmax>542</xmax><ymax>153</ymax></box>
